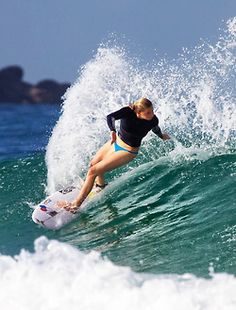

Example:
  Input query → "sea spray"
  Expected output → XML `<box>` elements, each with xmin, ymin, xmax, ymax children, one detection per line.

<box><xmin>46</xmin><ymin>18</ymin><xmax>236</xmax><ymax>193</ymax></box>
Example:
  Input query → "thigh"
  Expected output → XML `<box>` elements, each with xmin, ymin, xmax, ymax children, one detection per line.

<box><xmin>93</xmin><ymin>151</ymin><xmax>135</xmax><ymax>176</ymax></box>
<box><xmin>91</xmin><ymin>141</ymin><xmax>113</xmax><ymax>165</ymax></box>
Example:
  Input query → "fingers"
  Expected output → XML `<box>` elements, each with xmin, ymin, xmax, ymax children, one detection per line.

<box><xmin>110</xmin><ymin>131</ymin><xmax>117</xmax><ymax>144</ymax></box>
<box><xmin>111</xmin><ymin>137</ymin><xmax>116</xmax><ymax>144</ymax></box>
<box><xmin>162</xmin><ymin>133</ymin><xmax>171</xmax><ymax>140</ymax></box>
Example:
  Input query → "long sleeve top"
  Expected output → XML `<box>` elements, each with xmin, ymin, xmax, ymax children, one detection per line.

<box><xmin>106</xmin><ymin>107</ymin><xmax>163</xmax><ymax>147</ymax></box>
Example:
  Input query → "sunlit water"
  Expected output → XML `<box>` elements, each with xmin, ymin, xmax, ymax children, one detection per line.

<box><xmin>0</xmin><ymin>18</ymin><xmax>236</xmax><ymax>310</ymax></box>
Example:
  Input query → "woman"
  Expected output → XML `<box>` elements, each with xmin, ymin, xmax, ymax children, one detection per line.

<box><xmin>58</xmin><ymin>98</ymin><xmax>170</xmax><ymax>212</ymax></box>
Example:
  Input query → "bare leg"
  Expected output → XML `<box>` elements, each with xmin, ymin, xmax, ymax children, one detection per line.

<box><xmin>90</xmin><ymin>141</ymin><xmax>111</xmax><ymax>186</ymax></box>
<box><xmin>74</xmin><ymin>149</ymin><xmax>136</xmax><ymax>208</ymax></box>
<box><xmin>95</xmin><ymin>175</ymin><xmax>105</xmax><ymax>187</ymax></box>
<box><xmin>75</xmin><ymin>173</ymin><xmax>97</xmax><ymax>206</ymax></box>
<box><xmin>57</xmin><ymin>140</ymin><xmax>136</xmax><ymax>212</ymax></box>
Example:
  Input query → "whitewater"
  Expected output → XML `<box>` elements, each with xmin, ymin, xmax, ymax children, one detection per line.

<box><xmin>0</xmin><ymin>17</ymin><xmax>236</xmax><ymax>310</ymax></box>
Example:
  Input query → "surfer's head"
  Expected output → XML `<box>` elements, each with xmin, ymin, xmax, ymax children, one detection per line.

<box><xmin>130</xmin><ymin>98</ymin><xmax>154</xmax><ymax>121</ymax></box>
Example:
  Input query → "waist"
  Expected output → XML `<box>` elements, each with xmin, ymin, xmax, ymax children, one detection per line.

<box><xmin>116</xmin><ymin>135</ymin><xmax>140</xmax><ymax>152</ymax></box>
<box><xmin>118</xmin><ymin>128</ymin><xmax>143</xmax><ymax>147</ymax></box>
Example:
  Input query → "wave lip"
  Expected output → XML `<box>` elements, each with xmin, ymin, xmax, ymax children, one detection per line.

<box><xmin>0</xmin><ymin>237</ymin><xmax>236</xmax><ymax>310</ymax></box>
<box><xmin>46</xmin><ymin>18</ymin><xmax>236</xmax><ymax>193</ymax></box>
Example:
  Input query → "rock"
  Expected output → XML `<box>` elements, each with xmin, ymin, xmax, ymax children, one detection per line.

<box><xmin>35</xmin><ymin>79</ymin><xmax>70</xmax><ymax>103</ymax></box>
<box><xmin>0</xmin><ymin>66</ymin><xmax>32</xmax><ymax>103</ymax></box>
<box><xmin>0</xmin><ymin>65</ymin><xmax>70</xmax><ymax>104</ymax></box>
<box><xmin>0</xmin><ymin>65</ymin><xmax>23</xmax><ymax>82</ymax></box>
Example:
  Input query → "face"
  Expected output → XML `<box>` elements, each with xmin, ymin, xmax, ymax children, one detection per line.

<box><xmin>136</xmin><ymin>107</ymin><xmax>154</xmax><ymax>120</ymax></box>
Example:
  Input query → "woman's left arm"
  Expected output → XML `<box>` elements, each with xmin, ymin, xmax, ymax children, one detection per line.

<box><xmin>152</xmin><ymin>125</ymin><xmax>171</xmax><ymax>140</ymax></box>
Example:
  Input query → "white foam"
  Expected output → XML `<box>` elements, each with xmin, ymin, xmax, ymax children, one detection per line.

<box><xmin>168</xmin><ymin>136</ymin><xmax>211</xmax><ymax>162</ymax></box>
<box><xmin>0</xmin><ymin>237</ymin><xmax>236</xmax><ymax>310</ymax></box>
<box><xmin>46</xmin><ymin>18</ymin><xmax>236</xmax><ymax>193</ymax></box>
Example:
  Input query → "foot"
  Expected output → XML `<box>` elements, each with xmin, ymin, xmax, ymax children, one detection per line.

<box><xmin>56</xmin><ymin>201</ymin><xmax>79</xmax><ymax>214</ymax></box>
<box><xmin>94</xmin><ymin>183</ymin><xmax>107</xmax><ymax>193</ymax></box>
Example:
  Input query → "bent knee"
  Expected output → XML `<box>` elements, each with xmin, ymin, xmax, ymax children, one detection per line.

<box><xmin>90</xmin><ymin>157</ymin><xmax>102</xmax><ymax>167</ymax></box>
<box><xmin>88</xmin><ymin>165</ymin><xmax>98</xmax><ymax>177</ymax></box>
<box><xmin>89</xmin><ymin>156</ymin><xmax>98</xmax><ymax>166</ymax></box>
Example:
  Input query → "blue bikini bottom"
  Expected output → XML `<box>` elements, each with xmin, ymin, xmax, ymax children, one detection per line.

<box><xmin>114</xmin><ymin>141</ymin><xmax>138</xmax><ymax>155</ymax></box>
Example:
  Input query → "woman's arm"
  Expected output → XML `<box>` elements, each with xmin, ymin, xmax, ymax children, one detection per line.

<box><xmin>106</xmin><ymin>107</ymin><xmax>131</xmax><ymax>132</ymax></box>
<box><xmin>152</xmin><ymin>125</ymin><xmax>171</xmax><ymax>140</ymax></box>
<box><xmin>152</xmin><ymin>125</ymin><xmax>163</xmax><ymax>139</ymax></box>
<box><xmin>107</xmin><ymin>115</ymin><xmax>116</xmax><ymax>132</ymax></box>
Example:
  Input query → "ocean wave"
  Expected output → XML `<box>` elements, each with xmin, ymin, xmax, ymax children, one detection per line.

<box><xmin>46</xmin><ymin>18</ymin><xmax>236</xmax><ymax>193</ymax></box>
<box><xmin>0</xmin><ymin>236</ymin><xmax>235</xmax><ymax>310</ymax></box>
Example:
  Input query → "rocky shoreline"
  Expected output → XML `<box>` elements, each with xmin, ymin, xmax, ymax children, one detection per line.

<box><xmin>0</xmin><ymin>65</ymin><xmax>70</xmax><ymax>104</ymax></box>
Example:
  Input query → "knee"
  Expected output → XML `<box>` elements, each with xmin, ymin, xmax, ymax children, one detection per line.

<box><xmin>89</xmin><ymin>158</ymin><xmax>97</xmax><ymax>167</ymax></box>
<box><xmin>87</xmin><ymin>165</ymin><xmax>97</xmax><ymax>177</ymax></box>
<box><xmin>89</xmin><ymin>157</ymin><xmax>100</xmax><ymax>167</ymax></box>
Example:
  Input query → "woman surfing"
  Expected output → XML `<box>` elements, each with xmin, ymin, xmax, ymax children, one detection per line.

<box><xmin>58</xmin><ymin>98</ymin><xmax>170</xmax><ymax>212</ymax></box>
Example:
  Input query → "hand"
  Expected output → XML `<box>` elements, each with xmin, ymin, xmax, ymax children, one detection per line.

<box><xmin>110</xmin><ymin>131</ymin><xmax>117</xmax><ymax>144</ymax></box>
<box><xmin>162</xmin><ymin>132</ymin><xmax>171</xmax><ymax>140</ymax></box>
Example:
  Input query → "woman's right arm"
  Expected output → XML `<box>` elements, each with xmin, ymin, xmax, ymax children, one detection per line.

<box><xmin>107</xmin><ymin>107</ymin><xmax>130</xmax><ymax>132</ymax></box>
<box><xmin>106</xmin><ymin>114</ymin><xmax>116</xmax><ymax>132</ymax></box>
<box><xmin>106</xmin><ymin>107</ymin><xmax>130</xmax><ymax>132</ymax></box>
<box><xmin>107</xmin><ymin>107</ymin><xmax>130</xmax><ymax>144</ymax></box>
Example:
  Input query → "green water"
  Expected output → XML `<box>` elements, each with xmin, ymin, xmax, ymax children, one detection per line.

<box><xmin>1</xmin><ymin>151</ymin><xmax>235</xmax><ymax>278</ymax></box>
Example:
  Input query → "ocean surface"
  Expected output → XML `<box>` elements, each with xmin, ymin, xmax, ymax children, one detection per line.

<box><xmin>0</xmin><ymin>18</ymin><xmax>236</xmax><ymax>310</ymax></box>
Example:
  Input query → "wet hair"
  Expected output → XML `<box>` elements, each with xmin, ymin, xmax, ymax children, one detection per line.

<box><xmin>129</xmin><ymin>98</ymin><xmax>153</xmax><ymax>113</ymax></box>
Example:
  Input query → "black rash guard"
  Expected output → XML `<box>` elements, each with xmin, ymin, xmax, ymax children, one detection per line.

<box><xmin>106</xmin><ymin>106</ymin><xmax>163</xmax><ymax>147</ymax></box>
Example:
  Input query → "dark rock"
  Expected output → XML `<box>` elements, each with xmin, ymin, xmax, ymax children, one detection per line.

<box><xmin>37</xmin><ymin>79</ymin><xmax>60</xmax><ymax>90</ymax></box>
<box><xmin>0</xmin><ymin>65</ymin><xmax>70</xmax><ymax>104</ymax></box>
<box><xmin>0</xmin><ymin>65</ymin><xmax>23</xmax><ymax>82</ymax></box>
<box><xmin>34</xmin><ymin>79</ymin><xmax>70</xmax><ymax>103</ymax></box>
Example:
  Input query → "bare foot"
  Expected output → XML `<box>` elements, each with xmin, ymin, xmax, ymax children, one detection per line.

<box><xmin>56</xmin><ymin>201</ymin><xmax>78</xmax><ymax>214</ymax></box>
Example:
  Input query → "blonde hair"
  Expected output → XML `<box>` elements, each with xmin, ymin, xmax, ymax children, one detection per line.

<box><xmin>129</xmin><ymin>98</ymin><xmax>153</xmax><ymax>112</ymax></box>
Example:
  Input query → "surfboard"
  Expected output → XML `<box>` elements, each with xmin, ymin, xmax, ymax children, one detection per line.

<box><xmin>32</xmin><ymin>180</ymin><xmax>101</xmax><ymax>230</ymax></box>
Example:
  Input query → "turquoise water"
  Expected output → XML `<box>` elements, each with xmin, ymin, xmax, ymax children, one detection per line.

<box><xmin>0</xmin><ymin>18</ymin><xmax>236</xmax><ymax>309</ymax></box>
<box><xmin>1</xmin><ymin>141</ymin><xmax>235</xmax><ymax>277</ymax></box>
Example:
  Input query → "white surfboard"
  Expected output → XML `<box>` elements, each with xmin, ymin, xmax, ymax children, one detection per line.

<box><xmin>32</xmin><ymin>181</ymin><xmax>101</xmax><ymax>230</ymax></box>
